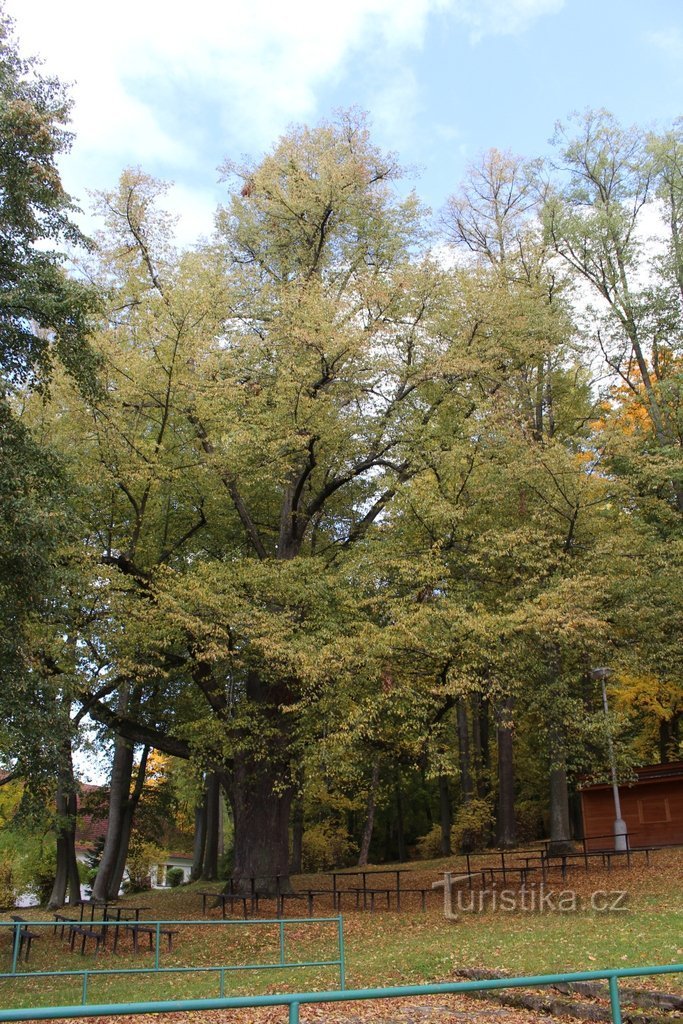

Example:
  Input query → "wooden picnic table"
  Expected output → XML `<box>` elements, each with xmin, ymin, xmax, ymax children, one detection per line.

<box><xmin>104</xmin><ymin>905</ymin><xmax>151</xmax><ymax>950</ymax></box>
<box><xmin>198</xmin><ymin>890</ymin><xmax>258</xmax><ymax>918</ymax></box>
<box><xmin>539</xmin><ymin>831</ymin><xmax>657</xmax><ymax>876</ymax></box>
<box><xmin>327</xmin><ymin>868</ymin><xmax>412</xmax><ymax>910</ymax></box>
<box><xmin>475</xmin><ymin>864</ymin><xmax>538</xmax><ymax>887</ymax></box>
<box><xmin>76</xmin><ymin>898</ymin><xmax>117</xmax><ymax>921</ymax></box>
<box><xmin>127</xmin><ymin>922</ymin><xmax>179</xmax><ymax>953</ymax></box>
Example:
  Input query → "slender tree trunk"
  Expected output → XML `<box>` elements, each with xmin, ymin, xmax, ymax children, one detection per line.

<box><xmin>191</xmin><ymin>788</ymin><xmax>208</xmax><ymax>882</ymax></box>
<box><xmin>471</xmin><ymin>693</ymin><xmax>490</xmax><ymax>798</ymax></box>
<box><xmin>202</xmin><ymin>772</ymin><xmax>220</xmax><ymax>881</ymax></box>
<box><xmin>495</xmin><ymin>697</ymin><xmax>517</xmax><ymax>848</ymax></box>
<box><xmin>395</xmin><ymin>771</ymin><xmax>407</xmax><ymax>862</ymax></box>
<box><xmin>290</xmin><ymin>796</ymin><xmax>304</xmax><ymax>874</ymax></box>
<box><xmin>548</xmin><ymin>714</ymin><xmax>572</xmax><ymax>853</ymax></box>
<box><xmin>533</xmin><ymin>358</ymin><xmax>546</xmax><ymax>441</ymax></box>
<box><xmin>358</xmin><ymin>759</ymin><xmax>380</xmax><ymax>867</ymax></box>
<box><xmin>109</xmin><ymin>745</ymin><xmax>149</xmax><ymax>897</ymax></box>
<box><xmin>659</xmin><ymin>715</ymin><xmax>680</xmax><ymax>763</ymax></box>
<box><xmin>48</xmin><ymin>748</ymin><xmax>80</xmax><ymax>909</ymax></box>
<box><xmin>92</xmin><ymin>733</ymin><xmax>134</xmax><ymax>902</ymax></box>
<box><xmin>438</xmin><ymin>775</ymin><xmax>451</xmax><ymax>856</ymax></box>
<box><xmin>549</xmin><ymin>766</ymin><xmax>572</xmax><ymax>853</ymax></box>
<box><xmin>456</xmin><ymin>698</ymin><xmax>474</xmax><ymax>803</ymax></box>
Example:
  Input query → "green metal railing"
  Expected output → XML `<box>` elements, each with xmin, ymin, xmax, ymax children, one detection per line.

<box><xmin>0</xmin><ymin>915</ymin><xmax>345</xmax><ymax>1005</ymax></box>
<box><xmin>0</xmin><ymin>959</ymin><xmax>679</xmax><ymax>1022</ymax></box>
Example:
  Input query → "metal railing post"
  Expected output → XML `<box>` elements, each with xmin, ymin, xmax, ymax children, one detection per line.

<box><xmin>279</xmin><ymin>921</ymin><xmax>285</xmax><ymax>965</ymax></box>
<box><xmin>81</xmin><ymin>972</ymin><xmax>88</xmax><ymax>1006</ymax></box>
<box><xmin>338</xmin><ymin>915</ymin><xmax>346</xmax><ymax>990</ymax></box>
<box><xmin>608</xmin><ymin>975</ymin><xmax>622</xmax><ymax>1024</ymax></box>
<box><xmin>289</xmin><ymin>1000</ymin><xmax>300</xmax><ymax>1024</ymax></box>
<box><xmin>10</xmin><ymin>925</ymin><xmax>20</xmax><ymax>975</ymax></box>
<box><xmin>155</xmin><ymin>923</ymin><xmax>160</xmax><ymax>971</ymax></box>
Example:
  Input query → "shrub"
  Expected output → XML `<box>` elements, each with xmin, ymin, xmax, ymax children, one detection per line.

<box><xmin>124</xmin><ymin>840</ymin><xmax>164</xmax><ymax>892</ymax></box>
<box><xmin>415</xmin><ymin>824</ymin><xmax>444</xmax><ymax>860</ymax></box>
<box><xmin>0</xmin><ymin>857</ymin><xmax>15</xmax><ymax>910</ymax></box>
<box><xmin>302</xmin><ymin>822</ymin><xmax>357</xmax><ymax>872</ymax></box>
<box><xmin>452</xmin><ymin>798</ymin><xmax>493</xmax><ymax>852</ymax></box>
<box><xmin>166</xmin><ymin>867</ymin><xmax>184</xmax><ymax>887</ymax></box>
<box><xmin>514</xmin><ymin>799</ymin><xmax>544</xmax><ymax>843</ymax></box>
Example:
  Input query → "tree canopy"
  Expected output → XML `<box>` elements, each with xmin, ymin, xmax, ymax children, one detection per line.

<box><xmin>1</xmin><ymin>67</ymin><xmax>681</xmax><ymax>898</ymax></box>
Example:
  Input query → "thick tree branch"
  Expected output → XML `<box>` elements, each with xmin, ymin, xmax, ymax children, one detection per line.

<box><xmin>81</xmin><ymin>695</ymin><xmax>191</xmax><ymax>759</ymax></box>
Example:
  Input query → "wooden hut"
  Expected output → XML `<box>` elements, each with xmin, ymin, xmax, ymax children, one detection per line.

<box><xmin>579</xmin><ymin>761</ymin><xmax>683</xmax><ymax>849</ymax></box>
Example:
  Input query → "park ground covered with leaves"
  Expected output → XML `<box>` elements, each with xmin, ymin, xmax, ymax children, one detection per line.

<box><xmin>1</xmin><ymin>849</ymin><xmax>680</xmax><ymax>1021</ymax></box>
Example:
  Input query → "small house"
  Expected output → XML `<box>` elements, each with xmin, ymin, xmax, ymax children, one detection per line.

<box><xmin>579</xmin><ymin>761</ymin><xmax>683</xmax><ymax>848</ymax></box>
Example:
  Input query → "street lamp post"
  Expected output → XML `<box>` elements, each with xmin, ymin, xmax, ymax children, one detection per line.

<box><xmin>590</xmin><ymin>667</ymin><xmax>628</xmax><ymax>851</ymax></box>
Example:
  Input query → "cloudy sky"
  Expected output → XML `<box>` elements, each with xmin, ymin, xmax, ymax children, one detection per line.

<box><xmin>6</xmin><ymin>0</ymin><xmax>683</xmax><ymax>244</ymax></box>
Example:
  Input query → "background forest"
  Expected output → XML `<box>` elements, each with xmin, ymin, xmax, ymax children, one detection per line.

<box><xmin>0</xmin><ymin>8</ymin><xmax>681</xmax><ymax>907</ymax></box>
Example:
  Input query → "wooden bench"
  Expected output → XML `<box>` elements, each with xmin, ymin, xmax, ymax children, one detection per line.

<box><xmin>9</xmin><ymin>916</ymin><xmax>40</xmax><ymax>962</ymax></box>
<box><xmin>276</xmin><ymin>889</ymin><xmax>334</xmax><ymax>917</ymax></box>
<box><xmin>127</xmin><ymin>923</ymin><xmax>179</xmax><ymax>953</ymax></box>
<box><xmin>217</xmin><ymin>893</ymin><xmax>254</xmax><ymax>919</ymax></box>
<box><xmin>582</xmin><ymin>847</ymin><xmax>657</xmax><ymax>872</ymax></box>
<box><xmin>199</xmin><ymin>890</ymin><xmax>258</xmax><ymax>917</ymax></box>
<box><xmin>53</xmin><ymin>912</ymin><xmax>78</xmax><ymax>939</ymax></box>
<box><xmin>397</xmin><ymin>887</ymin><xmax>439</xmax><ymax>911</ymax></box>
<box><xmin>69</xmin><ymin>924</ymin><xmax>104</xmax><ymax>955</ymax></box>
<box><xmin>477</xmin><ymin>865</ymin><xmax>539</xmax><ymax>887</ymax></box>
<box><xmin>333</xmin><ymin>887</ymin><xmax>394</xmax><ymax>911</ymax></box>
<box><xmin>275</xmin><ymin>889</ymin><xmax>326</xmax><ymax>916</ymax></box>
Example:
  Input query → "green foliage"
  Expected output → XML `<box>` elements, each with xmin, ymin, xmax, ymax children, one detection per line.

<box><xmin>123</xmin><ymin>839</ymin><xmax>163</xmax><ymax>892</ymax></box>
<box><xmin>452</xmin><ymin>799</ymin><xmax>493</xmax><ymax>853</ymax></box>
<box><xmin>513</xmin><ymin>799</ymin><xmax>545</xmax><ymax>843</ymax></box>
<box><xmin>12</xmin><ymin>106</ymin><xmax>683</xmax><ymax>882</ymax></box>
<box><xmin>414</xmin><ymin>824</ymin><xmax>443</xmax><ymax>861</ymax></box>
<box><xmin>0</xmin><ymin>856</ymin><xmax>14</xmax><ymax>909</ymax></box>
<box><xmin>0</xmin><ymin>825</ymin><xmax>55</xmax><ymax>904</ymax></box>
<box><xmin>165</xmin><ymin>866</ymin><xmax>184</xmax><ymax>888</ymax></box>
<box><xmin>0</xmin><ymin>8</ymin><xmax>99</xmax><ymax>393</ymax></box>
<box><xmin>301</xmin><ymin>822</ymin><xmax>357</xmax><ymax>872</ymax></box>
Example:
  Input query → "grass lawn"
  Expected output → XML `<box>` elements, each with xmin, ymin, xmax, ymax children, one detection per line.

<box><xmin>0</xmin><ymin>846</ymin><xmax>680</xmax><ymax>1017</ymax></box>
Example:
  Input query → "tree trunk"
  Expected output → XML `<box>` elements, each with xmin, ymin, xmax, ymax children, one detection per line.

<box><xmin>659</xmin><ymin>714</ymin><xmax>680</xmax><ymax>763</ymax></box>
<box><xmin>456</xmin><ymin>698</ymin><xmax>474</xmax><ymax>803</ymax></box>
<box><xmin>202</xmin><ymin>772</ymin><xmax>220</xmax><ymax>881</ymax></box>
<box><xmin>549</xmin><ymin>766</ymin><xmax>573</xmax><ymax>853</ymax></box>
<box><xmin>191</xmin><ymin>787</ymin><xmax>208</xmax><ymax>882</ymax></box>
<box><xmin>495</xmin><ymin>697</ymin><xmax>517</xmax><ymax>848</ymax></box>
<box><xmin>92</xmin><ymin>733</ymin><xmax>134</xmax><ymax>902</ymax></box>
<box><xmin>229</xmin><ymin>753</ymin><xmax>294</xmax><ymax>895</ymax></box>
<box><xmin>48</xmin><ymin>749</ymin><xmax>80</xmax><ymax>909</ymax></box>
<box><xmin>395</xmin><ymin>771</ymin><xmax>407</xmax><ymax>862</ymax></box>
<box><xmin>438</xmin><ymin>775</ymin><xmax>451</xmax><ymax>856</ymax></box>
<box><xmin>471</xmin><ymin>693</ymin><xmax>490</xmax><ymax>798</ymax></box>
<box><xmin>290</xmin><ymin>796</ymin><xmax>304</xmax><ymax>874</ymax></box>
<box><xmin>227</xmin><ymin>667</ymin><xmax>295</xmax><ymax>895</ymax></box>
<box><xmin>358</xmin><ymin>759</ymin><xmax>380</xmax><ymax>867</ymax></box>
<box><xmin>109</xmin><ymin>745</ymin><xmax>149</xmax><ymax>898</ymax></box>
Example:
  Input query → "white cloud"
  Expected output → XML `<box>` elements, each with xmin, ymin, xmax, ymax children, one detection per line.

<box><xmin>370</xmin><ymin>69</ymin><xmax>422</xmax><ymax>155</ymax></box>
<box><xmin>8</xmin><ymin>0</ymin><xmax>564</xmax><ymax>241</ymax></box>
<box><xmin>163</xmin><ymin>182</ymin><xmax>220</xmax><ymax>248</ymax></box>
<box><xmin>451</xmin><ymin>0</ymin><xmax>566</xmax><ymax>43</ymax></box>
<box><xmin>646</xmin><ymin>27</ymin><xmax>683</xmax><ymax>62</ymax></box>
